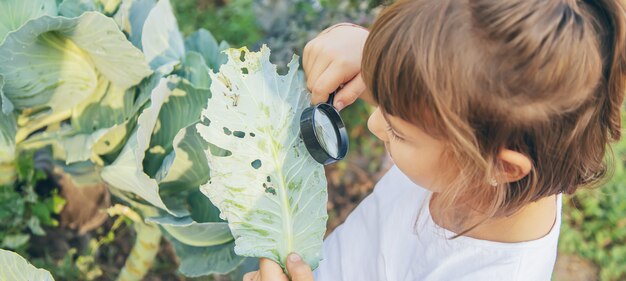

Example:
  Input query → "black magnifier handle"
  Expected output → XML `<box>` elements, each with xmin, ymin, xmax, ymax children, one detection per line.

<box><xmin>327</xmin><ymin>91</ymin><xmax>336</xmax><ymax>106</ymax></box>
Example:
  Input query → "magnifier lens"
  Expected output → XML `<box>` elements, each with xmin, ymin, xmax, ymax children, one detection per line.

<box><xmin>299</xmin><ymin>91</ymin><xmax>348</xmax><ymax>165</ymax></box>
<box><xmin>313</xmin><ymin>109</ymin><xmax>340</xmax><ymax>158</ymax></box>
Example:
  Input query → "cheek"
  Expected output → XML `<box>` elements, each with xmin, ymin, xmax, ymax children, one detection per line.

<box><xmin>389</xmin><ymin>143</ymin><xmax>447</xmax><ymax>192</ymax></box>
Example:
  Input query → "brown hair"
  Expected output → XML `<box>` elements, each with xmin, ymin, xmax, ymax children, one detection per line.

<box><xmin>362</xmin><ymin>0</ymin><xmax>626</xmax><ymax>233</ymax></box>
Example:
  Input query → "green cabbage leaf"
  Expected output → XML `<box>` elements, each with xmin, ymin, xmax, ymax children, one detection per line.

<box><xmin>0</xmin><ymin>11</ymin><xmax>152</xmax><ymax>143</ymax></box>
<box><xmin>0</xmin><ymin>92</ymin><xmax>17</xmax><ymax>185</ymax></box>
<box><xmin>0</xmin><ymin>0</ymin><xmax>57</xmax><ymax>43</ymax></box>
<box><xmin>141</xmin><ymin>0</ymin><xmax>185</xmax><ymax>74</ymax></box>
<box><xmin>196</xmin><ymin>46</ymin><xmax>328</xmax><ymax>269</ymax></box>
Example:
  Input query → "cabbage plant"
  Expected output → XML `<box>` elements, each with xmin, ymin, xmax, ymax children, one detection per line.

<box><xmin>0</xmin><ymin>0</ymin><xmax>327</xmax><ymax>279</ymax></box>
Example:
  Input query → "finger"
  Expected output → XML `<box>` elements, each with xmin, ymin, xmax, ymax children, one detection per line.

<box><xmin>306</xmin><ymin>51</ymin><xmax>330</xmax><ymax>96</ymax></box>
<box><xmin>311</xmin><ymin>61</ymin><xmax>355</xmax><ymax>104</ymax></box>
<box><xmin>243</xmin><ymin>271</ymin><xmax>258</xmax><ymax>281</ymax></box>
<box><xmin>334</xmin><ymin>72</ymin><xmax>367</xmax><ymax>111</ymax></box>
<box><xmin>302</xmin><ymin>39</ymin><xmax>316</xmax><ymax>76</ymax></box>
<box><xmin>259</xmin><ymin>258</ymin><xmax>289</xmax><ymax>281</ymax></box>
<box><xmin>286</xmin><ymin>253</ymin><xmax>314</xmax><ymax>281</ymax></box>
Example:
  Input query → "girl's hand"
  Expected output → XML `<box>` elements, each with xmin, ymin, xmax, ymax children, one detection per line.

<box><xmin>303</xmin><ymin>23</ymin><xmax>371</xmax><ymax>111</ymax></box>
<box><xmin>242</xmin><ymin>253</ymin><xmax>313</xmax><ymax>281</ymax></box>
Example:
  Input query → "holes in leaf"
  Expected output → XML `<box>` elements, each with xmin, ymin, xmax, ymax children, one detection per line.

<box><xmin>241</xmin><ymin>67</ymin><xmax>249</xmax><ymax>74</ymax></box>
<box><xmin>104</xmin><ymin>140</ymin><xmax>111</xmax><ymax>146</ymax></box>
<box><xmin>239</xmin><ymin>50</ymin><xmax>246</xmax><ymax>62</ymax></box>
<box><xmin>265</xmin><ymin>187</ymin><xmax>276</xmax><ymax>195</ymax></box>
<box><xmin>223</xmin><ymin>127</ymin><xmax>232</xmax><ymax>135</ymax></box>
<box><xmin>250</xmin><ymin>132</ymin><xmax>256</xmax><ymax>137</ymax></box>
<box><xmin>251</xmin><ymin>159</ymin><xmax>262</xmax><ymax>169</ymax></box>
<box><xmin>208</xmin><ymin>143</ymin><xmax>232</xmax><ymax>157</ymax></box>
<box><xmin>266</xmin><ymin>176</ymin><xmax>271</xmax><ymax>182</ymax></box>
<box><xmin>263</xmin><ymin>182</ymin><xmax>276</xmax><ymax>195</ymax></box>
<box><xmin>233</xmin><ymin>131</ymin><xmax>245</xmax><ymax>138</ymax></box>
<box><xmin>201</xmin><ymin>117</ymin><xmax>211</xmax><ymax>126</ymax></box>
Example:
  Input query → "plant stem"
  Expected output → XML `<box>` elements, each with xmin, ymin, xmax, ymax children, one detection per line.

<box><xmin>116</xmin><ymin>221</ymin><xmax>162</xmax><ymax>281</ymax></box>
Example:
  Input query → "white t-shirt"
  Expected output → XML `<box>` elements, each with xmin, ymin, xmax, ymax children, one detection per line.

<box><xmin>314</xmin><ymin>165</ymin><xmax>562</xmax><ymax>281</ymax></box>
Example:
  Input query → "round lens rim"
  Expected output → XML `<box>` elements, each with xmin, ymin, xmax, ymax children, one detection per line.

<box><xmin>300</xmin><ymin>103</ymin><xmax>348</xmax><ymax>165</ymax></box>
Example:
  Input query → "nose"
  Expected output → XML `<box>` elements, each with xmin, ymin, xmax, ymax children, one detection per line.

<box><xmin>367</xmin><ymin>107</ymin><xmax>388</xmax><ymax>142</ymax></box>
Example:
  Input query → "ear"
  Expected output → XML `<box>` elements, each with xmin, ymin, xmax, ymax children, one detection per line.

<box><xmin>497</xmin><ymin>149</ymin><xmax>532</xmax><ymax>183</ymax></box>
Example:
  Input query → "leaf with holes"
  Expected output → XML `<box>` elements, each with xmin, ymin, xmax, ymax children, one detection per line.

<box><xmin>196</xmin><ymin>45</ymin><xmax>328</xmax><ymax>270</ymax></box>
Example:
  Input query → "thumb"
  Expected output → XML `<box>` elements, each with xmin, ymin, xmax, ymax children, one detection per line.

<box><xmin>334</xmin><ymin>73</ymin><xmax>366</xmax><ymax>111</ymax></box>
<box><xmin>286</xmin><ymin>253</ymin><xmax>314</xmax><ymax>281</ymax></box>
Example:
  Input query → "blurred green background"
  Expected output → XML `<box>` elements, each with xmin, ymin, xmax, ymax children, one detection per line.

<box><xmin>1</xmin><ymin>0</ymin><xmax>623</xmax><ymax>280</ymax></box>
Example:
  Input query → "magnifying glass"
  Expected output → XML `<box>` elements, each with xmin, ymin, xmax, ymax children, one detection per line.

<box><xmin>300</xmin><ymin>91</ymin><xmax>349</xmax><ymax>165</ymax></box>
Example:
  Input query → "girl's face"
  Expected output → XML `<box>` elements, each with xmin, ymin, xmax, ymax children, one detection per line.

<box><xmin>367</xmin><ymin>107</ymin><xmax>449</xmax><ymax>192</ymax></box>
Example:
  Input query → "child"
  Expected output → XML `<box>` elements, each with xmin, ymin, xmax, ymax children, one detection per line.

<box><xmin>243</xmin><ymin>0</ymin><xmax>626</xmax><ymax>280</ymax></box>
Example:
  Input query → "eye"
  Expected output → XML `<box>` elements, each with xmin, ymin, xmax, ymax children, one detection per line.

<box><xmin>386</xmin><ymin>125</ymin><xmax>406</xmax><ymax>142</ymax></box>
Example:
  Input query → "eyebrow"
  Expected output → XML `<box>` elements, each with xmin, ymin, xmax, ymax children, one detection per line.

<box><xmin>381</xmin><ymin>112</ymin><xmax>409</xmax><ymax>139</ymax></box>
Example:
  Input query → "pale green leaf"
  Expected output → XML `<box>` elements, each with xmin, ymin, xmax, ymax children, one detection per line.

<box><xmin>0</xmin><ymin>0</ymin><xmax>57</xmax><ymax>43</ymax></box>
<box><xmin>17</xmin><ymin>76</ymin><xmax>150</xmax><ymax>164</ymax></box>
<box><xmin>184</xmin><ymin>29</ymin><xmax>225</xmax><ymax>70</ymax></box>
<box><xmin>57</xmin><ymin>128</ymin><xmax>111</xmax><ymax>164</ymax></box>
<box><xmin>146</xmin><ymin>215</ymin><xmax>232</xmax><ymax>247</ymax></box>
<box><xmin>0</xmin><ymin>164</ymin><xmax>15</xmax><ymax>186</ymax></box>
<box><xmin>102</xmin><ymin>76</ymin><xmax>211</xmax><ymax>217</ymax></box>
<box><xmin>187</xmin><ymin>189</ymin><xmax>225</xmax><ymax>223</ymax></box>
<box><xmin>181</xmin><ymin>52</ymin><xmax>211</xmax><ymax>89</ymax></box>
<box><xmin>66</xmin><ymin>13</ymin><xmax>152</xmax><ymax>88</ymax></box>
<box><xmin>112</xmin><ymin>0</ymin><xmax>132</xmax><ymax>33</ymax></box>
<box><xmin>27</xmin><ymin>217</ymin><xmax>46</xmax><ymax>236</ymax></box>
<box><xmin>0</xmin><ymin>105</ymin><xmax>16</xmax><ymax>164</ymax></box>
<box><xmin>218</xmin><ymin>41</ymin><xmax>231</xmax><ymax>67</ymax></box>
<box><xmin>0</xmin><ymin>249</ymin><xmax>54</xmax><ymax>281</ymax></box>
<box><xmin>143</xmin><ymin>80</ymin><xmax>211</xmax><ymax>177</ymax></box>
<box><xmin>55</xmin><ymin>161</ymin><xmax>103</xmax><ymax>188</ymax></box>
<box><xmin>63</xmin><ymin>76</ymin><xmax>147</xmax><ymax>163</ymax></box>
<box><xmin>58</xmin><ymin>0</ymin><xmax>96</xmax><ymax>17</ymax></box>
<box><xmin>101</xmin><ymin>78</ymin><xmax>185</xmax><ymax>216</ymax></box>
<box><xmin>156</xmin><ymin>125</ymin><xmax>213</xmax><ymax>205</ymax></box>
<box><xmin>196</xmin><ymin>46</ymin><xmax>328</xmax><ymax>269</ymax></box>
<box><xmin>97</xmin><ymin>0</ymin><xmax>122</xmax><ymax>14</ymax></box>
<box><xmin>1</xmin><ymin>234</ymin><xmax>29</xmax><ymax>249</ymax></box>
<box><xmin>127</xmin><ymin>0</ymin><xmax>156</xmax><ymax>50</ymax></box>
<box><xmin>164</xmin><ymin>235</ymin><xmax>244</xmax><ymax>277</ymax></box>
<box><xmin>0</xmin><ymin>75</ymin><xmax>12</xmax><ymax>113</ymax></box>
<box><xmin>227</xmin><ymin>258</ymin><xmax>260</xmax><ymax>281</ymax></box>
<box><xmin>0</xmin><ymin>105</ymin><xmax>16</xmax><ymax>184</ymax></box>
<box><xmin>141</xmin><ymin>0</ymin><xmax>184</xmax><ymax>73</ymax></box>
<box><xmin>101</xmin><ymin>130</ymin><xmax>181</xmax><ymax>215</ymax></box>
<box><xmin>0</xmin><ymin>12</ymin><xmax>152</xmax><ymax>141</ymax></box>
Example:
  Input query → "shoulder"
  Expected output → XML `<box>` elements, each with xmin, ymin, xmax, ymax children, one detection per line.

<box><xmin>413</xmin><ymin>194</ymin><xmax>563</xmax><ymax>281</ymax></box>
